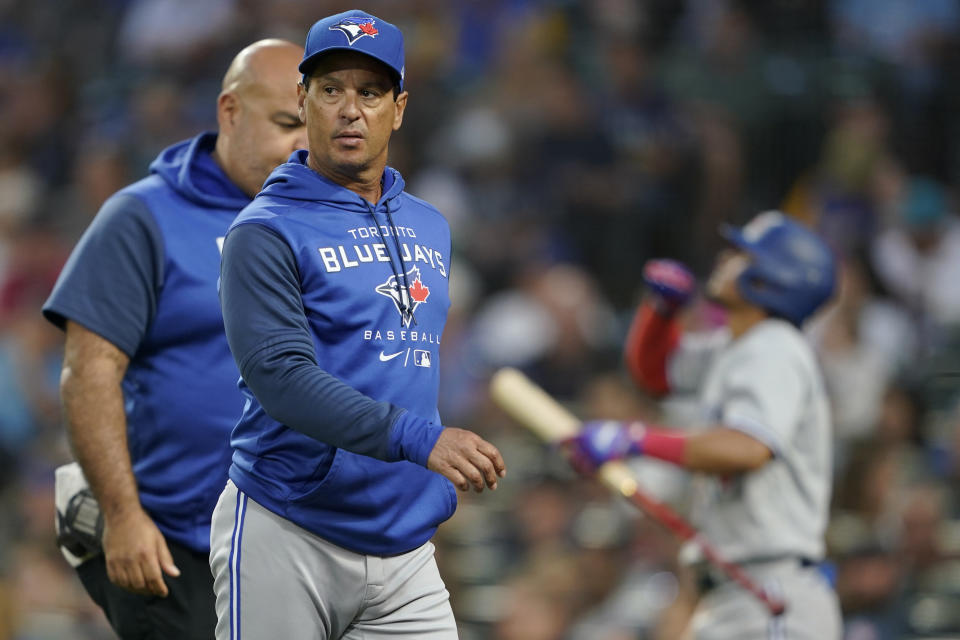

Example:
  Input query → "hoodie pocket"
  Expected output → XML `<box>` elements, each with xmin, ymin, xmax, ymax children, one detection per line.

<box><xmin>287</xmin><ymin>446</ymin><xmax>341</xmax><ymax>501</ymax></box>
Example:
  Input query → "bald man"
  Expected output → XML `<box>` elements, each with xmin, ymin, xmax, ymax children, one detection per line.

<box><xmin>43</xmin><ymin>40</ymin><xmax>306</xmax><ymax>639</ymax></box>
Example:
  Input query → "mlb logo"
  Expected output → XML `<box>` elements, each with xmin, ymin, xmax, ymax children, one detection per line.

<box><xmin>413</xmin><ymin>350</ymin><xmax>431</xmax><ymax>368</ymax></box>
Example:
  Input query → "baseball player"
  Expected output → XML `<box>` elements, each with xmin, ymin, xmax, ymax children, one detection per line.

<box><xmin>43</xmin><ymin>40</ymin><xmax>306</xmax><ymax>639</ymax></box>
<box><xmin>210</xmin><ymin>10</ymin><xmax>505</xmax><ymax>640</ymax></box>
<box><xmin>563</xmin><ymin>211</ymin><xmax>842</xmax><ymax>639</ymax></box>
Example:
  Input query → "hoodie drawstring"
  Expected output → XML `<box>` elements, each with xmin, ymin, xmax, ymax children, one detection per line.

<box><xmin>367</xmin><ymin>199</ymin><xmax>417</xmax><ymax>327</ymax></box>
<box><xmin>386</xmin><ymin>202</ymin><xmax>416</xmax><ymax>326</ymax></box>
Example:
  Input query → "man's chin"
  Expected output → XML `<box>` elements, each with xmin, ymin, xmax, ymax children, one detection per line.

<box><xmin>329</xmin><ymin>157</ymin><xmax>372</xmax><ymax>176</ymax></box>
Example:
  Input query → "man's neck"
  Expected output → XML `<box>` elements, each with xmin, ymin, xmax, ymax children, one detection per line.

<box><xmin>210</xmin><ymin>143</ymin><xmax>232</xmax><ymax>185</ymax></box>
<box><xmin>726</xmin><ymin>306</ymin><xmax>768</xmax><ymax>339</ymax></box>
<box><xmin>211</xmin><ymin>137</ymin><xmax>256</xmax><ymax>198</ymax></box>
<box><xmin>308</xmin><ymin>156</ymin><xmax>383</xmax><ymax>205</ymax></box>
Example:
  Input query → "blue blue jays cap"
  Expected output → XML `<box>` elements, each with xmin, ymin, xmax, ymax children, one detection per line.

<box><xmin>299</xmin><ymin>10</ymin><xmax>405</xmax><ymax>91</ymax></box>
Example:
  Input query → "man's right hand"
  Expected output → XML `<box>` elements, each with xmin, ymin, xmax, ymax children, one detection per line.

<box><xmin>427</xmin><ymin>428</ymin><xmax>506</xmax><ymax>492</ymax></box>
<box><xmin>102</xmin><ymin>508</ymin><xmax>180</xmax><ymax>597</ymax></box>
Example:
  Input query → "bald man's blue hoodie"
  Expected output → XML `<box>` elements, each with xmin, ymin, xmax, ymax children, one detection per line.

<box><xmin>43</xmin><ymin>133</ymin><xmax>248</xmax><ymax>553</ymax></box>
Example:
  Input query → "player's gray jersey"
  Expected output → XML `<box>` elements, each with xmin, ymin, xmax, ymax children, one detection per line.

<box><xmin>668</xmin><ymin>318</ymin><xmax>832</xmax><ymax>563</ymax></box>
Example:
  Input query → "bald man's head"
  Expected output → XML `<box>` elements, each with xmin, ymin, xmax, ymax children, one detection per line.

<box><xmin>222</xmin><ymin>39</ymin><xmax>300</xmax><ymax>94</ymax></box>
<box><xmin>214</xmin><ymin>39</ymin><xmax>307</xmax><ymax>198</ymax></box>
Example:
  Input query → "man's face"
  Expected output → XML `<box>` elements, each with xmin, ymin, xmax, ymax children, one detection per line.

<box><xmin>705</xmin><ymin>248</ymin><xmax>749</xmax><ymax>307</ymax></box>
<box><xmin>298</xmin><ymin>51</ymin><xmax>407</xmax><ymax>181</ymax></box>
<box><xmin>228</xmin><ymin>74</ymin><xmax>306</xmax><ymax>197</ymax></box>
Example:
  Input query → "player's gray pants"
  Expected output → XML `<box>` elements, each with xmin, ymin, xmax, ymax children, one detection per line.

<box><xmin>687</xmin><ymin>559</ymin><xmax>841</xmax><ymax>640</ymax></box>
<box><xmin>209</xmin><ymin>480</ymin><xmax>458</xmax><ymax>640</ymax></box>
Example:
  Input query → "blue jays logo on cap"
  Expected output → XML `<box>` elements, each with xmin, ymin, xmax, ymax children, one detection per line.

<box><xmin>300</xmin><ymin>10</ymin><xmax>406</xmax><ymax>90</ymax></box>
<box><xmin>329</xmin><ymin>16</ymin><xmax>379</xmax><ymax>46</ymax></box>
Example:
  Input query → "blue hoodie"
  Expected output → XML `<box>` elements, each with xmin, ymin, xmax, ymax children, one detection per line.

<box><xmin>219</xmin><ymin>151</ymin><xmax>457</xmax><ymax>555</ymax></box>
<box><xmin>44</xmin><ymin>132</ymin><xmax>248</xmax><ymax>553</ymax></box>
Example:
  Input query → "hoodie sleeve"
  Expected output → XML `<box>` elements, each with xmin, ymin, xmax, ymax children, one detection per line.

<box><xmin>219</xmin><ymin>222</ymin><xmax>444</xmax><ymax>466</ymax></box>
<box><xmin>42</xmin><ymin>193</ymin><xmax>164</xmax><ymax>357</ymax></box>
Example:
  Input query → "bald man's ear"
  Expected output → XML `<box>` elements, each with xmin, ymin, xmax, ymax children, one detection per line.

<box><xmin>217</xmin><ymin>91</ymin><xmax>239</xmax><ymax>131</ymax></box>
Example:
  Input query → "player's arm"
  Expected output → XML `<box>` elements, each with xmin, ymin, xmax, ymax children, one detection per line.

<box><xmin>561</xmin><ymin>420</ymin><xmax>771</xmax><ymax>475</ymax></box>
<box><xmin>624</xmin><ymin>260</ymin><xmax>691</xmax><ymax>395</ymax></box>
<box><xmin>565</xmin><ymin>351</ymin><xmax>798</xmax><ymax>475</ymax></box>
<box><xmin>44</xmin><ymin>194</ymin><xmax>178</xmax><ymax>596</ymax></box>
<box><xmin>219</xmin><ymin>223</ymin><xmax>504</xmax><ymax>492</ymax></box>
<box><xmin>672</xmin><ymin>426</ymin><xmax>772</xmax><ymax>473</ymax></box>
<box><xmin>626</xmin><ymin>260</ymin><xmax>734</xmax><ymax>398</ymax></box>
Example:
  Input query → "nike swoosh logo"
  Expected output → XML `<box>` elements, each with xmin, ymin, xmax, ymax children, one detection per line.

<box><xmin>379</xmin><ymin>350</ymin><xmax>404</xmax><ymax>362</ymax></box>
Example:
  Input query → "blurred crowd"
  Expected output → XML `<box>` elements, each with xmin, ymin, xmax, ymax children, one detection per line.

<box><xmin>2</xmin><ymin>0</ymin><xmax>960</xmax><ymax>638</ymax></box>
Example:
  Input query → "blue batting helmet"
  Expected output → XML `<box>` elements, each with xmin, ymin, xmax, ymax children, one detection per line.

<box><xmin>719</xmin><ymin>211</ymin><xmax>837</xmax><ymax>326</ymax></box>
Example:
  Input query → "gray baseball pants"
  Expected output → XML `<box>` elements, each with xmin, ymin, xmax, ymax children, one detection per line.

<box><xmin>686</xmin><ymin>558</ymin><xmax>842</xmax><ymax>640</ymax></box>
<box><xmin>209</xmin><ymin>480</ymin><xmax>458</xmax><ymax>640</ymax></box>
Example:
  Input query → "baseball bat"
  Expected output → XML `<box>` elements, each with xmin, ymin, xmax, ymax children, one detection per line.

<box><xmin>489</xmin><ymin>367</ymin><xmax>787</xmax><ymax>616</ymax></box>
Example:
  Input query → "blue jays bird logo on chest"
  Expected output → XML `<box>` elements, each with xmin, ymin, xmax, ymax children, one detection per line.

<box><xmin>376</xmin><ymin>266</ymin><xmax>430</xmax><ymax>327</ymax></box>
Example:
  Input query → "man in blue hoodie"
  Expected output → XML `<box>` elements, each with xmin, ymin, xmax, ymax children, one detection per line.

<box><xmin>43</xmin><ymin>39</ymin><xmax>307</xmax><ymax>639</ymax></box>
<box><xmin>210</xmin><ymin>10</ymin><xmax>506</xmax><ymax>640</ymax></box>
